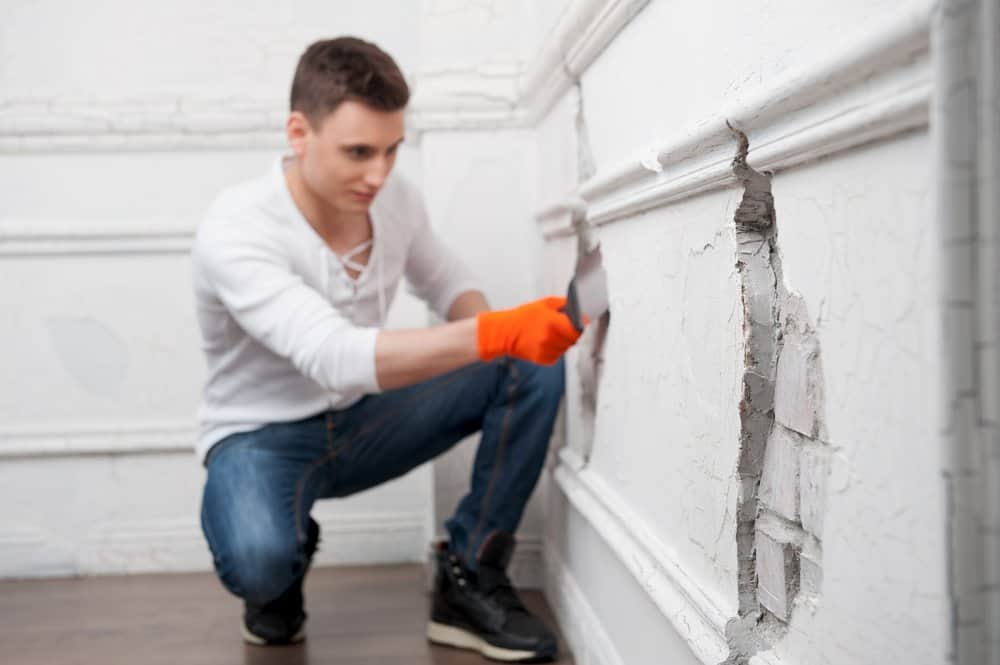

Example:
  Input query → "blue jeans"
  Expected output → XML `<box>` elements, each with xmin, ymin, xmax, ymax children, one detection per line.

<box><xmin>200</xmin><ymin>357</ymin><xmax>565</xmax><ymax>605</ymax></box>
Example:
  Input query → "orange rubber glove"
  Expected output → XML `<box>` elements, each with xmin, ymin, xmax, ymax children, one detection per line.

<box><xmin>476</xmin><ymin>296</ymin><xmax>582</xmax><ymax>365</ymax></box>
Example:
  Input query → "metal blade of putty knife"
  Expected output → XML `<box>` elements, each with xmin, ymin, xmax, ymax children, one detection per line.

<box><xmin>564</xmin><ymin>200</ymin><xmax>609</xmax><ymax>332</ymax></box>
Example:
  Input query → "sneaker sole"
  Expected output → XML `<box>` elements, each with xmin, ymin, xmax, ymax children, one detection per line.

<box><xmin>241</xmin><ymin>622</ymin><xmax>306</xmax><ymax>646</ymax></box>
<box><xmin>427</xmin><ymin>621</ymin><xmax>549</xmax><ymax>662</ymax></box>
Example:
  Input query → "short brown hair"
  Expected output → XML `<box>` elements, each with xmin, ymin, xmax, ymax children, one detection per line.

<box><xmin>290</xmin><ymin>37</ymin><xmax>410</xmax><ymax>126</ymax></box>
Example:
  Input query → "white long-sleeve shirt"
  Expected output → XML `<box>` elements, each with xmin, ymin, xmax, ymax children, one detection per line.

<box><xmin>191</xmin><ymin>157</ymin><xmax>481</xmax><ymax>462</ymax></box>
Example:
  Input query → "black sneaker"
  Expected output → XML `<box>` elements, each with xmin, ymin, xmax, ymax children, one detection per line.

<box><xmin>427</xmin><ymin>532</ymin><xmax>558</xmax><ymax>662</ymax></box>
<box><xmin>242</xmin><ymin>516</ymin><xmax>320</xmax><ymax>645</ymax></box>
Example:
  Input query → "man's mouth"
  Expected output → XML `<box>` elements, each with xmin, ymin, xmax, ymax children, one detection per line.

<box><xmin>351</xmin><ymin>191</ymin><xmax>376</xmax><ymax>202</ymax></box>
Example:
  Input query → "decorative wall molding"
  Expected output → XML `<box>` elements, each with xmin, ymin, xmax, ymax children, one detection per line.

<box><xmin>409</xmin><ymin>0</ymin><xmax>651</xmax><ymax>130</ymax></box>
<box><xmin>553</xmin><ymin>448</ymin><xmax>731</xmax><ymax>665</ymax></box>
<box><xmin>537</xmin><ymin>5</ymin><xmax>933</xmax><ymax>238</ymax></box>
<box><xmin>0</xmin><ymin>0</ymin><xmax>649</xmax><ymax>151</ymax></box>
<box><xmin>0</xmin><ymin>220</ymin><xmax>196</xmax><ymax>256</ymax></box>
<box><xmin>543</xmin><ymin>540</ymin><xmax>626</xmax><ymax>665</ymax></box>
<box><xmin>0</xmin><ymin>97</ymin><xmax>286</xmax><ymax>153</ymax></box>
<box><xmin>0</xmin><ymin>422</ymin><xmax>197</xmax><ymax>459</ymax></box>
<box><xmin>0</xmin><ymin>512</ymin><xmax>426</xmax><ymax>579</ymax></box>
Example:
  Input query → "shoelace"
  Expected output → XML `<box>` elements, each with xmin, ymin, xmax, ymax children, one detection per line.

<box><xmin>337</xmin><ymin>239</ymin><xmax>373</xmax><ymax>274</ymax></box>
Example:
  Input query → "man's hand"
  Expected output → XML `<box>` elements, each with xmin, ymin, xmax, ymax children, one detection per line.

<box><xmin>375</xmin><ymin>295</ymin><xmax>581</xmax><ymax>390</ymax></box>
<box><xmin>476</xmin><ymin>296</ymin><xmax>581</xmax><ymax>365</ymax></box>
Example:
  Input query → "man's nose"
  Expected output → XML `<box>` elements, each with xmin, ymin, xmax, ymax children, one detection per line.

<box><xmin>364</xmin><ymin>157</ymin><xmax>392</xmax><ymax>189</ymax></box>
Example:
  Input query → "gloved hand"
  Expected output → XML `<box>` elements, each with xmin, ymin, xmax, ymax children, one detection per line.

<box><xmin>476</xmin><ymin>296</ymin><xmax>582</xmax><ymax>365</ymax></box>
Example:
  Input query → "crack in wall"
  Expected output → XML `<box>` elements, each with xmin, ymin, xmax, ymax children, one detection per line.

<box><xmin>729</xmin><ymin>121</ymin><xmax>780</xmax><ymax>625</ymax></box>
<box><xmin>721</xmin><ymin>123</ymin><xmax>830</xmax><ymax>665</ymax></box>
<box><xmin>570</xmin><ymin>80</ymin><xmax>608</xmax><ymax>465</ymax></box>
<box><xmin>720</xmin><ymin>121</ymin><xmax>782</xmax><ymax>663</ymax></box>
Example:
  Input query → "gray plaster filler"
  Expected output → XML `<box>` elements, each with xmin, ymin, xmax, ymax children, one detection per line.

<box><xmin>721</xmin><ymin>124</ymin><xmax>829</xmax><ymax>664</ymax></box>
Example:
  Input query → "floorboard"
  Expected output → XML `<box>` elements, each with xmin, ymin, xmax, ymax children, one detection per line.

<box><xmin>0</xmin><ymin>564</ymin><xmax>574</xmax><ymax>665</ymax></box>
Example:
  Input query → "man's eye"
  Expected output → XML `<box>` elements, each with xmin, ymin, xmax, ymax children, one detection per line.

<box><xmin>348</xmin><ymin>147</ymin><xmax>371</xmax><ymax>159</ymax></box>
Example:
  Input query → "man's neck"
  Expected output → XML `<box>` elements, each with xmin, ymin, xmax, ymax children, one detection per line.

<box><xmin>284</xmin><ymin>161</ymin><xmax>371</xmax><ymax>252</ymax></box>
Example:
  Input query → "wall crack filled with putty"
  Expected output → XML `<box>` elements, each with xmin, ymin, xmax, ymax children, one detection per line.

<box><xmin>570</xmin><ymin>81</ymin><xmax>609</xmax><ymax>466</ymax></box>
<box><xmin>722</xmin><ymin>125</ymin><xmax>831</xmax><ymax>665</ymax></box>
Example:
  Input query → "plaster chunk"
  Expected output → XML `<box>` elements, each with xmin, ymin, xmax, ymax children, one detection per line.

<box><xmin>774</xmin><ymin>337</ymin><xmax>820</xmax><ymax>438</ymax></box>
<box><xmin>799</xmin><ymin>545</ymin><xmax>823</xmax><ymax>597</ymax></box>
<box><xmin>759</xmin><ymin>426</ymin><xmax>801</xmax><ymax>521</ymax></box>
<box><xmin>756</xmin><ymin>530</ymin><xmax>800</xmax><ymax>621</ymax></box>
<box><xmin>800</xmin><ymin>444</ymin><xmax>830</xmax><ymax>538</ymax></box>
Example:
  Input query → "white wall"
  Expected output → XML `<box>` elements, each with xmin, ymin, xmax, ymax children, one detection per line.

<box><xmin>762</xmin><ymin>130</ymin><xmax>946</xmax><ymax>665</ymax></box>
<box><xmin>528</xmin><ymin>1</ymin><xmax>952</xmax><ymax>664</ymax></box>
<box><xmin>2</xmin><ymin>0</ymin><xmax>418</xmax><ymax>97</ymax></box>
<box><xmin>0</xmin><ymin>1</ymin><xmax>431</xmax><ymax>577</ymax></box>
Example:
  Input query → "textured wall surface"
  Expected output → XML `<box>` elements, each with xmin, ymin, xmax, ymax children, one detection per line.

<box><xmin>529</xmin><ymin>1</ymin><xmax>952</xmax><ymax>664</ymax></box>
<box><xmin>758</xmin><ymin>128</ymin><xmax>947</xmax><ymax>665</ymax></box>
<box><xmin>585</xmin><ymin>191</ymin><xmax>743</xmax><ymax>610</ymax></box>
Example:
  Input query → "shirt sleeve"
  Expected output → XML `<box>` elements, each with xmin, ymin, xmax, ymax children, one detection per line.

<box><xmin>192</xmin><ymin>222</ymin><xmax>381</xmax><ymax>394</ymax></box>
<box><xmin>403</xmin><ymin>191</ymin><xmax>484</xmax><ymax>319</ymax></box>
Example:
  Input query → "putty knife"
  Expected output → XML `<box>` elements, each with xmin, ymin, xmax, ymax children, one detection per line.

<box><xmin>563</xmin><ymin>204</ymin><xmax>609</xmax><ymax>331</ymax></box>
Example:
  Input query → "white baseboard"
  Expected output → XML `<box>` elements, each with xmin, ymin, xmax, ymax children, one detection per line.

<box><xmin>0</xmin><ymin>422</ymin><xmax>196</xmax><ymax>458</ymax></box>
<box><xmin>543</xmin><ymin>541</ymin><xmax>625</xmax><ymax>665</ymax></box>
<box><xmin>552</xmin><ymin>450</ymin><xmax>731</xmax><ymax>664</ymax></box>
<box><xmin>0</xmin><ymin>512</ymin><xmax>426</xmax><ymax>580</ymax></box>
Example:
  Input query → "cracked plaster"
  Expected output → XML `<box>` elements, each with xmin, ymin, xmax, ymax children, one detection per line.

<box><xmin>721</xmin><ymin>125</ymin><xmax>833</xmax><ymax>665</ymax></box>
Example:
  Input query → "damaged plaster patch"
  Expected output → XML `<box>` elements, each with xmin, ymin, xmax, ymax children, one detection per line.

<box><xmin>570</xmin><ymin>80</ymin><xmax>608</xmax><ymax>464</ymax></box>
<box><xmin>729</xmin><ymin>122</ymin><xmax>779</xmax><ymax>625</ymax></box>
<box><xmin>721</xmin><ymin>124</ymin><xmax>830</xmax><ymax>665</ymax></box>
<box><xmin>571</xmin><ymin>204</ymin><xmax>610</xmax><ymax>463</ymax></box>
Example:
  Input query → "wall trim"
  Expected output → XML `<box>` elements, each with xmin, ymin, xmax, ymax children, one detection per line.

<box><xmin>552</xmin><ymin>455</ymin><xmax>796</xmax><ymax>665</ymax></box>
<box><xmin>553</xmin><ymin>448</ymin><xmax>732</xmax><ymax>665</ymax></box>
<box><xmin>1</xmin><ymin>0</ymin><xmax>649</xmax><ymax>151</ymax></box>
<box><xmin>0</xmin><ymin>220</ymin><xmax>196</xmax><ymax>256</ymax></box>
<box><xmin>0</xmin><ymin>97</ymin><xmax>286</xmax><ymax>153</ymax></box>
<box><xmin>537</xmin><ymin>5</ymin><xmax>933</xmax><ymax>238</ymax></box>
<box><xmin>543</xmin><ymin>540</ymin><xmax>626</xmax><ymax>665</ymax></box>
<box><xmin>0</xmin><ymin>422</ymin><xmax>197</xmax><ymax>459</ymax></box>
<box><xmin>0</xmin><ymin>512</ymin><xmax>426</xmax><ymax>579</ymax></box>
<box><xmin>409</xmin><ymin>0</ymin><xmax>650</xmax><ymax>130</ymax></box>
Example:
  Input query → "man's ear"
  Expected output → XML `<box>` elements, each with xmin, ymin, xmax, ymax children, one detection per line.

<box><xmin>286</xmin><ymin>111</ymin><xmax>312</xmax><ymax>157</ymax></box>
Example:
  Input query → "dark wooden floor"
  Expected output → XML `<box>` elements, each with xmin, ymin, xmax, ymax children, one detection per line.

<box><xmin>0</xmin><ymin>564</ymin><xmax>573</xmax><ymax>664</ymax></box>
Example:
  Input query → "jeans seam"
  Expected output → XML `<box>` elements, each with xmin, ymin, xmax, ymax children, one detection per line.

<box><xmin>292</xmin><ymin>415</ymin><xmax>341</xmax><ymax>544</ymax></box>
<box><xmin>293</xmin><ymin>449</ymin><xmax>340</xmax><ymax>544</ymax></box>
<box><xmin>468</xmin><ymin>360</ymin><xmax>520</xmax><ymax>560</ymax></box>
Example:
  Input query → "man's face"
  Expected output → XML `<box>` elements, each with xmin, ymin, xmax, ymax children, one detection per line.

<box><xmin>288</xmin><ymin>100</ymin><xmax>405</xmax><ymax>214</ymax></box>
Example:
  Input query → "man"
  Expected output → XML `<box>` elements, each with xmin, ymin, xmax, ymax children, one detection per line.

<box><xmin>192</xmin><ymin>36</ymin><xmax>583</xmax><ymax>662</ymax></box>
